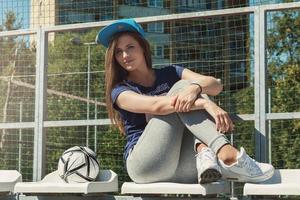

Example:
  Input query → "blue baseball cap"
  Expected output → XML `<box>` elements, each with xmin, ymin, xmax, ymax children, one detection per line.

<box><xmin>96</xmin><ymin>18</ymin><xmax>145</xmax><ymax>48</ymax></box>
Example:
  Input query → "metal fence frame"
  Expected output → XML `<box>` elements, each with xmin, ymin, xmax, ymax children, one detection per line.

<box><xmin>0</xmin><ymin>2</ymin><xmax>300</xmax><ymax>181</ymax></box>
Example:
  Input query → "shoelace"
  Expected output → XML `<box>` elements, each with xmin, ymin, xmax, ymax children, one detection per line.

<box><xmin>196</xmin><ymin>148</ymin><xmax>215</xmax><ymax>162</ymax></box>
<box><xmin>240</xmin><ymin>155</ymin><xmax>262</xmax><ymax>176</ymax></box>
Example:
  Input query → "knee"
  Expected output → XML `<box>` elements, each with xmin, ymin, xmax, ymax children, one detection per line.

<box><xmin>167</xmin><ymin>80</ymin><xmax>190</xmax><ymax>96</ymax></box>
<box><xmin>152</xmin><ymin>113</ymin><xmax>182</xmax><ymax>125</ymax></box>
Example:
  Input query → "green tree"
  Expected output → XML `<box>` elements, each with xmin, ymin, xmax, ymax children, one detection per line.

<box><xmin>266</xmin><ymin>10</ymin><xmax>300</xmax><ymax>169</ymax></box>
<box><xmin>0</xmin><ymin>11</ymin><xmax>36</xmax><ymax>181</ymax></box>
<box><xmin>234</xmin><ymin>10</ymin><xmax>300</xmax><ymax>168</ymax></box>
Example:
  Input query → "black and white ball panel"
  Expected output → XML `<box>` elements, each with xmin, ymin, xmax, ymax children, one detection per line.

<box><xmin>58</xmin><ymin>146</ymin><xmax>100</xmax><ymax>183</ymax></box>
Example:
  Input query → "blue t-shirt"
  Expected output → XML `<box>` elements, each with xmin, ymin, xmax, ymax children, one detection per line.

<box><xmin>111</xmin><ymin>65</ymin><xmax>184</xmax><ymax>160</ymax></box>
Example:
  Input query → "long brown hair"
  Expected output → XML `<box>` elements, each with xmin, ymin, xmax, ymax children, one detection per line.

<box><xmin>105</xmin><ymin>31</ymin><xmax>152</xmax><ymax>134</ymax></box>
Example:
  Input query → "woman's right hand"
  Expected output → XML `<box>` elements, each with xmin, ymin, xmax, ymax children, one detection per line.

<box><xmin>203</xmin><ymin>99</ymin><xmax>234</xmax><ymax>133</ymax></box>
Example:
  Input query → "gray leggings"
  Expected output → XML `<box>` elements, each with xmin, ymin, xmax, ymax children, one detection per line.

<box><xmin>126</xmin><ymin>80</ymin><xmax>230</xmax><ymax>183</ymax></box>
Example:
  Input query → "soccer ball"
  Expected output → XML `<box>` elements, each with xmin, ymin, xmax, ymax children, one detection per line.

<box><xmin>57</xmin><ymin>146</ymin><xmax>100</xmax><ymax>183</ymax></box>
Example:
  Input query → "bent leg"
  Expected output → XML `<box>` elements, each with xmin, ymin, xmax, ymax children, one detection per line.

<box><xmin>126</xmin><ymin>113</ymin><xmax>185</xmax><ymax>183</ymax></box>
<box><xmin>128</xmin><ymin>80</ymin><xmax>228</xmax><ymax>183</ymax></box>
<box><xmin>167</xmin><ymin>80</ymin><xmax>230</xmax><ymax>154</ymax></box>
<box><xmin>178</xmin><ymin>110</ymin><xmax>229</xmax><ymax>154</ymax></box>
<box><xmin>170</xmin><ymin>129</ymin><xmax>221</xmax><ymax>184</ymax></box>
<box><xmin>167</xmin><ymin>80</ymin><xmax>274</xmax><ymax>183</ymax></box>
<box><xmin>169</xmin><ymin>128</ymin><xmax>198</xmax><ymax>183</ymax></box>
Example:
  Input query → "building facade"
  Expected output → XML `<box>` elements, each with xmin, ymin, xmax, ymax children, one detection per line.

<box><xmin>29</xmin><ymin>0</ymin><xmax>249</xmax><ymax>90</ymax></box>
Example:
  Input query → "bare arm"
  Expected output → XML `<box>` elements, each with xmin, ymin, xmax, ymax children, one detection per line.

<box><xmin>116</xmin><ymin>91</ymin><xmax>177</xmax><ymax>115</ymax></box>
<box><xmin>175</xmin><ymin>68</ymin><xmax>233</xmax><ymax>132</ymax></box>
<box><xmin>181</xmin><ymin>68</ymin><xmax>223</xmax><ymax>96</ymax></box>
<box><xmin>116</xmin><ymin>90</ymin><xmax>212</xmax><ymax>115</ymax></box>
<box><xmin>172</xmin><ymin>68</ymin><xmax>223</xmax><ymax>112</ymax></box>
<box><xmin>116</xmin><ymin>91</ymin><xmax>233</xmax><ymax>132</ymax></box>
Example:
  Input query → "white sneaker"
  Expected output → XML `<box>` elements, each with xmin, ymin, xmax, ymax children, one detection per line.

<box><xmin>196</xmin><ymin>147</ymin><xmax>222</xmax><ymax>184</ymax></box>
<box><xmin>218</xmin><ymin>147</ymin><xmax>274</xmax><ymax>183</ymax></box>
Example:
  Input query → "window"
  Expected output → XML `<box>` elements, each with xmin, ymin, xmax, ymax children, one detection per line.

<box><xmin>154</xmin><ymin>45</ymin><xmax>164</xmax><ymax>58</ymax></box>
<box><xmin>148</xmin><ymin>0</ymin><xmax>163</xmax><ymax>8</ymax></box>
<box><xmin>125</xmin><ymin>0</ymin><xmax>141</xmax><ymax>6</ymax></box>
<box><xmin>180</xmin><ymin>0</ymin><xmax>206</xmax><ymax>9</ymax></box>
<box><xmin>147</xmin><ymin>22</ymin><xmax>164</xmax><ymax>33</ymax></box>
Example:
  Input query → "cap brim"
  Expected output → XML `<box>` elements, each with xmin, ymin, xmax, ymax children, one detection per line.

<box><xmin>96</xmin><ymin>22</ymin><xmax>141</xmax><ymax>47</ymax></box>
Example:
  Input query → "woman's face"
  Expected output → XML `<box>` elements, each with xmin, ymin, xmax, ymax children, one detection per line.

<box><xmin>114</xmin><ymin>34</ymin><xmax>146</xmax><ymax>72</ymax></box>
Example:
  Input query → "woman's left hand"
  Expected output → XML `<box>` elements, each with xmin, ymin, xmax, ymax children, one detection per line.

<box><xmin>203</xmin><ymin>100</ymin><xmax>234</xmax><ymax>133</ymax></box>
<box><xmin>172</xmin><ymin>84</ymin><xmax>200</xmax><ymax>112</ymax></box>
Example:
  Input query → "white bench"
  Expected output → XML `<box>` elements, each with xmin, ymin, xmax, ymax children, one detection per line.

<box><xmin>14</xmin><ymin>169</ymin><xmax>118</xmax><ymax>195</ymax></box>
<box><xmin>244</xmin><ymin>169</ymin><xmax>300</xmax><ymax>196</ymax></box>
<box><xmin>122</xmin><ymin>181</ymin><xmax>230</xmax><ymax>196</ymax></box>
<box><xmin>0</xmin><ymin>170</ymin><xmax>22</xmax><ymax>194</ymax></box>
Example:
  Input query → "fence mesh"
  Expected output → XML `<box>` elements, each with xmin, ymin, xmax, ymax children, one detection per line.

<box><xmin>0</xmin><ymin>128</ymin><xmax>34</xmax><ymax>181</ymax></box>
<box><xmin>47</xmin><ymin>30</ymin><xmax>107</xmax><ymax>121</ymax></box>
<box><xmin>267</xmin><ymin>9</ymin><xmax>300</xmax><ymax>113</ymax></box>
<box><xmin>0</xmin><ymin>35</ymin><xmax>36</xmax><ymax>123</ymax></box>
<box><xmin>0</xmin><ymin>34</ymin><xmax>36</xmax><ymax>182</ymax></box>
<box><xmin>1</xmin><ymin>0</ymin><xmax>299</xmax><ymax>30</ymax></box>
<box><xmin>265</xmin><ymin>8</ymin><xmax>300</xmax><ymax>173</ymax></box>
<box><xmin>270</xmin><ymin>119</ymin><xmax>300</xmax><ymax>169</ymax></box>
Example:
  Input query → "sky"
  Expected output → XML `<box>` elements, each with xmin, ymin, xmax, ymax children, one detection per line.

<box><xmin>0</xmin><ymin>0</ymin><xmax>30</xmax><ymax>29</ymax></box>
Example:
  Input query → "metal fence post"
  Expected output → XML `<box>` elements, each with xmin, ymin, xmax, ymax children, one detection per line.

<box><xmin>33</xmin><ymin>28</ymin><xmax>48</xmax><ymax>181</ymax></box>
<box><xmin>254</xmin><ymin>7</ymin><xmax>268</xmax><ymax>162</ymax></box>
<box><xmin>18</xmin><ymin>101</ymin><xmax>23</xmax><ymax>173</ymax></box>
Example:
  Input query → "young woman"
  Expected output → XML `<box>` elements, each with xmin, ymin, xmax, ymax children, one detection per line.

<box><xmin>96</xmin><ymin>18</ymin><xmax>274</xmax><ymax>184</ymax></box>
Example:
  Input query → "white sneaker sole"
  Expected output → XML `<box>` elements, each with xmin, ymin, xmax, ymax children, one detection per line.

<box><xmin>223</xmin><ymin>168</ymin><xmax>275</xmax><ymax>183</ymax></box>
